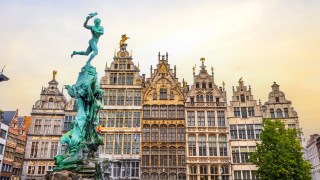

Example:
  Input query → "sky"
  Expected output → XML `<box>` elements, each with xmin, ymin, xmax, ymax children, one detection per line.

<box><xmin>0</xmin><ymin>0</ymin><xmax>319</xmax><ymax>141</ymax></box>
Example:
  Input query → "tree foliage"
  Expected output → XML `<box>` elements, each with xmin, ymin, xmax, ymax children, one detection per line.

<box><xmin>249</xmin><ymin>119</ymin><xmax>311</xmax><ymax>180</ymax></box>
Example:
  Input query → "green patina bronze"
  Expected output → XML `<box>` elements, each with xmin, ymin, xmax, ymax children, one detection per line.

<box><xmin>52</xmin><ymin>12</ymin><xmax>104</xmax><ymax>180</ymax></box>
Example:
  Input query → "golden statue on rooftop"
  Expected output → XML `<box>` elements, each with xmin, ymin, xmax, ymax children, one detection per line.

<box><xmin>120</xmin><ymin>34</ymin><xmax>130</xmax><ymax>47</ymax></box>
<box><xmin>239</xmin><ymin>77</ymin><xmax>244</xmax><ymax>84</ymax></box>
<box><xmin>200</xmin><ymin>57</ymin><xmax>205</xmax><ymax>63</ymax></box>
<box><xmin>53</xmin><ymin>70</ymin><xmax>57</xmax><ymax>80</ymax></box>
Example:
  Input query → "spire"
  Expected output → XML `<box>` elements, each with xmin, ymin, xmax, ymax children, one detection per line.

<box><xmin>53</xmin><ymin>70</ymin><xmax>57</xmax><ymax>80</ymax></box>
<box><xmin>138</xmin><ymin>61</ymin><xmax>140</xmax><ymax>70</ymax></box>
<box><xmin>114</xmin><ymin>49</ymin><xmax>116</xmax><ymax>56</ymax></box>
<box><xmin>130</xmin><ymin>49</ymin><xmax>132</xmax><ymax>57</ymax></box>
<box><xmin>105</xmin><ymin>61</ymin><xmax>108</xmax><ymax>69</ymax></box>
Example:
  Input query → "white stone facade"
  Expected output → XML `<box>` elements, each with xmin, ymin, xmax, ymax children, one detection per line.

<box><xmin>0</xmin><ymin>122</ymin><xmax>9</xmax><ymax>174</ymax></box>
<box><xmin>305</xmin><ymin>134</ymin><xmax>320</xmax><ymax>180</ymax></box>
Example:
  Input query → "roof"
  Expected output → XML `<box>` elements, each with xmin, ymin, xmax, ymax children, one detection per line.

<box><xmin>25</xmin><ymin>116</ymin><xmax>31</xmax><ymax>129</ymax></box>
<box><xmin>18</xmin><ymin>116</ymin><xmax>24</xmax><ymax>126</ymax></box>
<box><xmin>2</xmin><ymin>111</ymin><xmax>16</xmax><ymax>125</ymax></box>
<box><xmin>0</xmin><ymin>74</ymin><xmax>9</xmax><ymax>82</ymax></box>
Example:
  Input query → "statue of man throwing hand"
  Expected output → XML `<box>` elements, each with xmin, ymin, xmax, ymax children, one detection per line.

<box><xmin>71</xmin><ymin>12</ymin><xmax>104</xmax><ymax>65</ymax></box>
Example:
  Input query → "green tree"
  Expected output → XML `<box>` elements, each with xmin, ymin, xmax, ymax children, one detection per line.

<box><xmin>249</xmin><ymin>119</ymin><xmax>311</xmax><ymax>180</ymax></box>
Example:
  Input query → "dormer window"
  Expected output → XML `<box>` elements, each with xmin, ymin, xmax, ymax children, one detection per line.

<box><xmin>275</xmin><ymin>97</ymin><xmax>279</xmax><ymax>103</ymax></box>
<box><xmin>202</xmin><ymin>83</ymin><xmax>206</xmax><ymax>89</ymax></box>
<box><xmin>277</xmin><ymin>109</ymin><xmax>283</xmax><ymax>118</ymax></box>
<box><xmin>240</xmin><ymin>94</ymin><xmax>245</xmax><ymax>102</ymax></box>
<box><xmin>209</xmin><ymin>83</ymin><xmax>213</xmax><ymax>89</ymax></box>
<box><xmin>160</xmin><ymin>88</ymin><xmax>167</xmax><ymax>100</ymax></box>
<box><xmin>196</xmin><ymin>83</ymin><xmax>200</xmax><ymax>88</ymax></box>
<box><xmin>170</xmin><ymin>90</ymin><xmax>174</xmax><ymax>100</ymax></box>
<box><xmin>153</xmin><ymin>90</ymin><xmax>157</xmax><ymax>100</ymax></box>
<box><xmin>127</xmin><ymin>64</ymin><xmax>131</xmax><ymax>69</ymax></box>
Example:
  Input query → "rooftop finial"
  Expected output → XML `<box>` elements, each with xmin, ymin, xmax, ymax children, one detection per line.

<box><xmin>114</xmin><ymin>49</ymin><xmax>116</xmax><ymax>56</ymax></box>
<box><xmin>138</xmin><ymin>61</ymin><xmax>140</xmax><ymax>70</ymax></box>
<box><xmin>53</xmin><ymin>70</ymin><xmax>57</xmax><ymax>80</ymax></box>
<box><xmin>130</xmin><ymin>49</ymin><xmax>132</xmax><ymax>57</ymax></box>
<box><xmin>239</xmin><ymin>77</ymin><xmax>243</xmax><ymax>85</ymax></box>
<box><xmin>200</xmin><ymin>57</ymin><xmax>205</xmax><ymax>63</ymax></box>
<box><xmin>222</xmin><ymin>81</ymin><xmax>225</xmax><ymax>88</ymax></box>
<box><xmin>192</xmin><ymin>65</ymin><xmax>196</xmax><ymax>73</ymax></box>
<box><xmin>120</xmin><ymin>34</ymin><xmax>129</xmax><ymax>47</ymax></box>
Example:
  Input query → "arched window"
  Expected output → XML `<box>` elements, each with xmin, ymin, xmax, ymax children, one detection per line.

<box><xmin>151</xmin><ymin>173</ymin><xmax>159</xmax><ymax>179</ymax></box>
<box><xmin>152</xmin><ymin>105</ymin><xmax>159</xmax><ymax>118</ymax></box>
<box><xmin>151</xmin><ymin>147</ymin><xmax>159</xmax><ymax>167</ymax></box>
<box><xmin>270</xmin><ymin>108</ymin><xmax>275</xmax><ymax>118</ymax></box>
<box><xmin>160</xmin><ymin>173</ymin><xmax>168</xmax><ymax>180</ymax></box>
<box><xmin>209</xmin><ymin>83</ymin><xmax>213</xmax><ymax>89</ymax></box>
<box><xmin>169</xmin><ymin>125</ymin><xmax>176</xmax><ymax>141</ymax></box>
<box><xmin>142</xmin><ymin>147</ymin><xmax>150</xmax><ymax>167</ymax></box>
<box><xmin>142</xmin><ymin>125</ymin><xmax>150</xmax><ymax>141</ymax></box>
<box><xmin>178</xmin><ymin>173</ymin><xmax>186</xmax><ymax>180</ymax></box>
<box><xmin>48</xmin><ymin>98</ymin><xmax>54</xmax><ymax>109</ymax></box>
<box><xmin>208</xmin><ymin>135</ymin><xmax>217</xmax><ymax>156</ymax></box>
<box><xmin>189</xmin><ymin>166</ymin><xmax>197</xmax><ymax>180</ymax></box>
<box><xmin>198</xmin><ymin>135</ymin><xmax>207</xmax><ymax>156</ymax></box>
<box><xmin>177</xmin><ymin>125</ymin><xmax>185</xmax><ymax>141</ymax></box>
<box><xmin>143</xmin><ymin>105</ymin><xmax>150</xmax><ymax>118</ymax></box>
<box><xmin>206</xmin><ymin>95</ymin><xmax>209</xmax><ymax>102</ymax></box>
<box><xmin>170</xmin><ymin>90</ymin><xmax>174</xmax><ymax>100</ymax></box>
<box><xmin>178</xmin><ymin>147</ymin><xmax>185</xmax><ymax>167</ymax></box>
<box><xmin>277</xmin><ymin>108</ymin><xmax>283</xmax><ymax>118</ymax></box>
<box><xmin>210</xmin><ymin>95</ymin><xmax>213</xmax><ymax>102</ymax></box>
<box><xmin>210</xmin><ymin>166</ymin><xmax>219</xmax><ymax>180</ymax></box>
<box><xmin>153</xmin><ymin>90</ymin><xmax>157</xmax><ymax>100</ymax></box>
<box><xmin>188</xmin><ymin>135</ymin><xmax>196</xmax><ymax>156</ymax></box>
<box><xmin>169</xmin><ymin>173</ymin><xmax>177</xmax><ymax>180</ymax></box>
<box><xmin>196</xmin><ymin>83</ymin><xmax>200</xmax><ymax>88</ymax></box>
<box><xmin>160</xmin><ymin>125</ymin><xmax>167</xmax><ymax>141</ymax></box>
<box><xmin>219</xmin><ymin>135</ymin><xmax>227</xmax><ymax>156</ymax></box>
<box><xmin>202</xmin><ymin>83</ymin><xmax>206</xmax><ymax>89</ymax></box>
<box><xmin>160</xmin><ymin>147</ymin><xmax>167</xmax><ymax>167</ymax></box>
<box><xmin>151</xmin><ymin>125</ymin><xmax>159</xmax><ymax>141</ymax></box>
<box><xmin>200</xmin><ymin>95</ymin><xmax>204</xmax><ymax>102</ymax></box>
<box><xmin>200</xmin><ymin>165</ymin><xmax>207</xmax><ymax>174</ymax></box>
<box><xmin>169</xmin><ymin>147</ymin><xmax>176</xmax><ymax>167</ymax></box>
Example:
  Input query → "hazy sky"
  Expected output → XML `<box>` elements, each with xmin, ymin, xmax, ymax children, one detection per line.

<box><xmin>0</xmin><ymin>0</ymin><xmax>319</xmax><ymax>141</ymax></box>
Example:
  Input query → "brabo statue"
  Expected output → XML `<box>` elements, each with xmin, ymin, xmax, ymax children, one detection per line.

<box><xmin>71</xmin><ymin>12</ymin><xmax>104</xmax><ymax>65</ymax></box>
<box><xmin>49</xmin><ymin>12</ymin><xmax>105</xmax><ymax>180</ymax></box>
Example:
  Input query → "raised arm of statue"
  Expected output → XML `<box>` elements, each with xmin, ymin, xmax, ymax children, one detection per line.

<box><xmin>83</xmin><ymin>12</ymin><xmax>97</xmax><ymax>29</ymax></box>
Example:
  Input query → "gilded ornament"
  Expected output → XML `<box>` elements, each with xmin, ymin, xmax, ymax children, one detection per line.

<box><xmin>120</xmin><ymin>34</ymin><xmax>130</xmax><ymax>47</ymax></box>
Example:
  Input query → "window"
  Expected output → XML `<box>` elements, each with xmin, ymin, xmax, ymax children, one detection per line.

<box><xmin>288</xmin><ymin>124</ymin><xmax>296</xmax><ymax>129</ymax></box>
<box><xmin>143</xmin><ymin>105</ymin><xmax>150</xmax><ymax>118</ymax></box>
<box><xmin>53</xmin><ymin>120</ymin><xmax>61</xmax><ymax>134</ymax></box>
<box><xmin>233</xmin><ymin>107</ymin><xmax>240</xmax><ymax>117</ymax></box>
<box><xmin>0</xmin><ymin>129</ymin><xmax>7</xmax><ymax>139</ymax></box>
<box><xmin>0</xmin><ymin>144</ymin><xmax>4</xmax><ymax>154</ymax></box>
<box><xmin>117</xmin><ymin>90</ymin><xmax>125</xmax><ymax>105</ymax></box>
<box><xmin>151</xmin><ymin>125</ymin><xmax>159</xmax><ymax>141</ymax></box>
<box><xmin>160</xmin><ymin>105</ymin><xmax>167</xmax><ymax>118</ymax></box>
<box><xmin>246</xmin><ymin>124</ymin><xmax>254</xmax><ymax>139</ymax></box>
<box><xmin>134</xmin><ymin>91</ymin><xmax>141</xmax><ymax>106</ymax></box>
<box><xmin>125</xmin><ymin>90</ymin><xmax>133</xmax><ymax>105</ymax></box>
<box><xmin>234</xmin><ymin>171</ymin><xmax>241</xmax><ymax>180</ymax></box>
<box><xmin>230</xmin><ymin>125</ymin><xmax>238</xmax><ymax>139</ymax></box>
<box><xmin>202</xmin><ymin>83</ymin><xmax>206</xmax><ymax>89</ymax></box>
<box><xmin>105</xmin><ymin>134</ymin><xmax>114</xmax><ymax>154</ymax></box>
<box><xmin>169</xmin><ymin>125</ymin><xmax>176</xmax><ymax>141</ymax></box>
<box><xmin>160</xmin><ymin>125</ymin><xmax>167</xmax><ymax>141</ymax></box>
<box><xmin>232</xmin><ymin>146</ymin><xmax>240</xmax><ymax>163</ymax></box>
<box><xmin>116</xmin><ymin>112</ymin><xmax>124</xmax><ymax>127</ymax></box>
<box><xmin>270</xmin><ymin>108</ymin><xmax>275</xmax><ymax>118</ymax></box>
<box><xmin>108</xmin><ymin>90</ymin><xmax>116</xmax><ymax>105</ymax></box>
<box><xmin>64</xmin><ymin>116</ymin><xmax>74</xmax><ymax>131</ymax></box>
<box><xmin>196</xmin><ymin>83</ymin><xmax>200</xmax><ymax>88</ymax></box>
<box><xmin>131</xmin><ymin>162</ymin><xmax>139</xmax><ymax>177</ymax></box>
<box><xmin>188</xmin><ymin>135</ymin><xmax>196</xmax><ymax>156</ymax></box>
<box><xmin>241</xmin><ymin>107</ymin><xmax>247</xmax><ymax>118</ymax></box>
<box><xmin>219</xmin><ymin>135</ymin><xmax>227</xmax><ymax>156</ymax></box>
<box><xmin>99</xmin><ymin>111</ymin><xmax>107</xmax><ymax>127</ymax></box>
<box><xmin>118</xmin><ymin>73</ymin><xmax>125</xmax><ymax>85</ymax></box>
<box><xmin>221</xmin><ymin>165</ymin><xmax>229</xmax><ymax>179</ymax></box>
<box><xmin>152</xmin><ymin>105</ymin><xmax>159</xmax><ymax>118</ymax></box>
<box><xmin>151</xmin><ymin>148</ymin><xmax>158</xmax><ymax>167</ymax></box>
<box><xmin>103</xmin><ymin>90</ymin><xmax>108</xmax><ymax>105</ymax></box>
<box><xmin>277</xmin><ymin>108</ymin><xmax>283</xmax><ymax>118</ymax></box>
<box><xmin>197</xmin><ymin>95</ymin><xmax>204</xmax><ymax>102</ymax></box>
<box><xmin>255</xmin><ymin>124</ymin><xmax>262</xmax><ymax>139</ymax></box>
<box><xmin>177</xmin><ymin>105</ymin><xmax>184</xmax><ymax>118</ymax></box>
<box><xmin>209</xmin><ymin>83</ymin><xmax>213</xmax><ymax>88</ymax></box>
<box><xmin>123</xmin><ymin>134</ymin><xmax>131</xmax><ymax>154</ymax></box>
<box><xmin>177</xmin><ymin>125</ymin><xmax>185</xmax><ymax>141</ymax></box>
<box><xmin>48</xmin><ymin>98</ymin><xmax>54</xmax><ymax>108</ymax></box>
<box><xmin>240</xmin><ymin>146</ymin><xmax>249</xmax><ymax>163</ymax></box>
<box><xmin>38</xmin><ymin>166</ymin><xmax>46</xmax><ymax>174</ymax></box>
<box><xmin>208</xmin><ymin>135</ymin><xmax>217</xmax><ymax>156</ymax></box>
<box><xmin>197</xmin><ymin>111</ymin><xmax>205</xmax><ymax>127</ymax></box>
<box><xmin>200</xmin><ymin>165</ymin><xmax>207</xmax><ymax>174</ymax></box>
<box><xmin>210</xmin><ymin>166</ymin><xmax>219</xmax><ymax>180</ymax></box>
<box><xmin>275</xmin><ymin>96</ymin><xmax>280</xmax><ymax>102</ymax></box>
<box><xmin>169</xmin><ymin>148</ymin><xmax>176</xmax><ymax>167</ymax></box>
<box><xmin>207</xmin><ymin>111</ymin><xmax>215</xmax><ymax>126</ymax></box>
<box><xmin>119</xmin><ymin>60</ymin><xmax>126</xmax><ymax>69</ymax></box>
<box><xmin>30</xmin><ymin>142</ymin><xmax>38</xmax><ymax>158</ymax></box>
<box><xmin>50</xmin><ymin>142</ymin><xmax>58</xmax><ymax>158</ymax></box>
<box><xmin>110</xmin><ymin>73</ymin><xmax>117</xmax><ymax>84</ymax></box>
<box><xmin>28</xmin><ymin>166</ymin><xmax>35</xmax><ymax>174</ymax></box>
<box><xmin>238</xmin><ymin>125</ymin><xmax>246</xmax><ymax>139</ymax></box>
<box><xmin>240</xmin><ymin>94</ymin><xmax>245</xmax><ymax>102</ymax></box>
<box><xmin>132</xmin><ymin>134</ymin><xmax>140</xmax><ymax>154</ymax></box>
<box><xmin>160</xmin><ymin>88</ymin><xmax>167</xmax><ymax>100</ymax></box>
<box><xmin>107</xmin><ymin>112</ymin><xmax>115</xmax><ymax>127</ymax></box>
<box><xmin>178</xmin><ymin>149</ymin><xmax>185</xmax><ymax>167</ymax></box>
<box><xmin>170</xmin><ymin>90</ymin><xmax>174</xmax><ymax>100</ymax></box>
<box><xmin>160</xmin><ymin>148</ymin><xmax>167</xmax><ymax>167</ymax></box>
<box><xmin>142</xmin><ymin>125</ymin><xmax>150</xmax><ymax>141</ymax></box>
<box><xmin>40</xmin><ymin>142</ymin><xmax>49</xmax><ymax>158</ymax></box>
<box><xmin>133</xmin><ymin>112</ymin><xmax>140</xmax><ymax>127</ymax></box>
<box><xmin>217</xmin><ymin>111</ymin><xmax>225</xmax><ymax>127</ymax></box>
<box><xmin>198</xmin><ymin>135</ymin><xmax>207</xmax><ymax>156</ymax></box>
<box><xmin>124</xmin><ymin>112</ymin><xmax>132</xmax><ymax>127</ymax></box>
<box><xmin>187</xmin><ymin>111</ymin><xmax>195</xmax><ymax>126</ymax></box>
<box><xmin>168</xmin><ymin>105</ymin><xmax>176</xmax><ymax>118</ymax></box>
<box><xmin>44</xmin><ymin>119</ymin><xmax>51</xmax><ymax>134</ymax></box>
<box><xmin>126</xmin><ymin>73</ymin><xmax>134</xmax><ymax>85</ymax></box>
<box><xmin>114</xmin><ymin>134</ymin><xmax>123</xmax><ymax>154</ymax></box>
<box><xmin>34</xmin><ymin>119</ymin><xmax>42</xmax><ymax>134</ymax></box>
<box><xmin>284</xmin><ymin>108</ymin><xmax>289</xmax><ymax>117</ymax></box>
<box><xmin>60</xmin><ymin>143</ymin><xmax>67</xmax><ymax>155</ymax></box>
<box><xmin>248</xmin><ymin>107</ymin><xmax>255</xmax><ymax>116</ymax></box>
<box><xmin>153</xmin><ymin>90</ymin><xmax>157</xmax><ymax>100</ymax></box>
